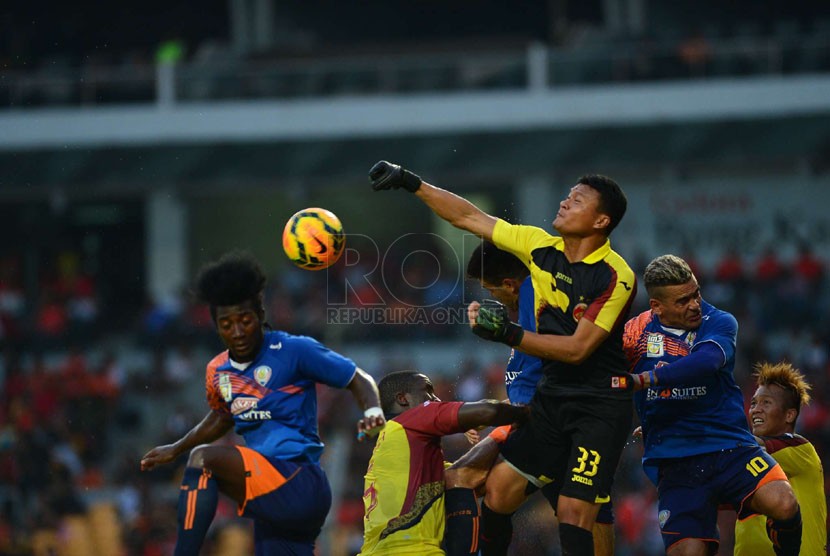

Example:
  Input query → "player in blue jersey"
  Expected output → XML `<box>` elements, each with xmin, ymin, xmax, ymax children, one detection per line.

<box><xmin>443</xmin><ymin>241</ymin><xmax>615</xmax><ymax>556</ymax></box>
<box><xmin>140</xmin><ymin>251</ymin><xmax>386</xmax><ymax>556</ymax></box>
<box><xmin>623</xmin><ymin>254</ymin><xmax>801</xmax><ymax>556</ymax></box>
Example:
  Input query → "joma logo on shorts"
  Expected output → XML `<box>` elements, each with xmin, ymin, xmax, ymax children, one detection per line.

<box><xmin>571</xmin><ymin>475</ymin><xmax>593</xmax><ymax>486</ymax></box>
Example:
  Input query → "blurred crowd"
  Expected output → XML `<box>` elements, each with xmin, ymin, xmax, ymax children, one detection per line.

<box><xmin>0</xmin><ymin>240</ymin><xmax>828</xmax><ymax>555</ymax></box>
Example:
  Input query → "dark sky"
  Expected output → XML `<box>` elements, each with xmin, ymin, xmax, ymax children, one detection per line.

<box><xmin>2</xmin><ymin>1</ymin><xmax>603</xmax><ymax>66</ymax></box>
<box><xmin>4</xmin><ymin>0</ymin><xmax>828</xmax><ymax>68</ymax></box>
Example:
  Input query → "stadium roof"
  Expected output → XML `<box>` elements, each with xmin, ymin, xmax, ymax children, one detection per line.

<box><xmin>1</xmin><ymin>113</ymin><xmax>828</xmax><ymax>198</ymax></box>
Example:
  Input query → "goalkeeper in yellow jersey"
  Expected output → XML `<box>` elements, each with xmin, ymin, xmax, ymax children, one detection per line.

<box><xmin>735</xmin><ymin>361</ymin><xmax>827</xmax><ymax>556</ymax></box>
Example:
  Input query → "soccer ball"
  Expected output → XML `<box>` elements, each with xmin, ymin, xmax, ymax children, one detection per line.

<box><xmin>282</xmin><ymin>208</ymin><xmax>345</xmax><ymax>270</ymax></box>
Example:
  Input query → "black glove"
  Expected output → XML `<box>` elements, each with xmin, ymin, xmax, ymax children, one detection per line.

<box><xmin>472</xmin><ymin>300</ymin><xmax>524</xmax><ymax>347</ymax></box>
<box><xmin>368</xmin><ymin>161</ymin><xmax>422</xmax><ymax>192</ymax></box>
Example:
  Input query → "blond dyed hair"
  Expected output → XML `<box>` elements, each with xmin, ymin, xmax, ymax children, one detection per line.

<box><xmin>754</xmin><ymin>361</ymin><xmax>812</xmax><ymax>417</ymax></box>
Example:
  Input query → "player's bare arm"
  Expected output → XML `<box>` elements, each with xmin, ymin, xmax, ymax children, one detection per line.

<box><xmin>369</xmin><ymin>160</ymin><xmax>497</xmax><ymax>240</ymax></box>
<box><xmin>456</xmin><ymin>400</ymin><xmax>529</xmax><ymax>431</ymax></box>
<box><xmin>140</xmin><ymin>409</ymin><xmax>233</xmax><ymax>471</ymax></box>
<box><xmin>347</xmin><ymin>367</ymin><xmax>387</xmax><ymax>438</ymax></box>
<box><xmin>518</xmin><ymin>319</ymin><xmax>610</xmax><ymax>364</ymax></box>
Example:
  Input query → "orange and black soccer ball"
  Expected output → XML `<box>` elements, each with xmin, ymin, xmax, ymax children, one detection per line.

<box><xmin>282</xmin><ymin>208</ymin><xmax>345</xmax><ymax>270</ymax></box>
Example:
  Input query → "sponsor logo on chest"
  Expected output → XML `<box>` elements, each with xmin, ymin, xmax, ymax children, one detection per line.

<box><xmin>231</xmin><ymin>396</ymin><xmax>271</xmax><ymax>420</ymax></box>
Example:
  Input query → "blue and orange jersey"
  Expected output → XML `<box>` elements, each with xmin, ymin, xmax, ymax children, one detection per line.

<box><xmin>492</xmin><ymin>219</ymin><xmax>636</xmax><ymax>399</ymax></box>
<box><xmin>734</xmin><ymin>434</ymin><xmax>827</xmax><ymax>555</ymax></box>
<box><xmin>205</xmin><ymin>329</ymin><xmax>356</xmax><ymax>463</ymax></box>
<box><xmin>359</xmin><ymin>401</ymin><xmax>464</xmax><ymax>556</ymax></box>
<box><xmin>623</xmin><ymin>301</ymin><xmax>756</xmax><ymax>482</ymax></box>
<box><xmin>504</xmin><ymin>276</ymin><xmax>543</xmax><ymax>404</ymax></box>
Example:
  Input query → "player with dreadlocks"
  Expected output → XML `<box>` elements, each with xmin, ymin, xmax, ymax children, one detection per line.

<box><xmin>140</xmin><ymin>251</ymin><xmax>385</xmax><ymax>555</ymax></box>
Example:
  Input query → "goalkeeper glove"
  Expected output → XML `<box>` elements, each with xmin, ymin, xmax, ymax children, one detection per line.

<box><xmin>472</xmin><ymin>300</ymin><xmax>524</xmax><ymax>347</ymax></box>
<box><xmin>369</xmin><ymin>161</ymin><xmax>422</xmax><ymax>192</ymax></box>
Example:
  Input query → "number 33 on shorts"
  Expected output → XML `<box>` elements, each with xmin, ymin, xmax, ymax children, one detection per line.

<box><xmin>573</xmin><ymin>446</ymin><xmax>601</xmax><ymax>477</ymax></box>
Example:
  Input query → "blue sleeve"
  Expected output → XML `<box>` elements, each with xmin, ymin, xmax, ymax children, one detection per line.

<box><xmin>696</xmin><ymin>309</ymin><xmax>737</xmax><ymax>364</ymax></box>
<box><xmin>517</xmin><ymin>277</ymin><xmax>536</xmax><ymax>332</ymax></box>
<box><xmin>652</xmin><ymin>342</ymin><xmax>724</xmax><ymax>387</ymax></box>
<box><xmin>294</xmin><ymin>336</ymin><xmax>357</xmax><ymax>388</ymax></box>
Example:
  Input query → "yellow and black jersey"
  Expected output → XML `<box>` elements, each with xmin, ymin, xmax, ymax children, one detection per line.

<box><xmin>734</xmin><ymin>434</ymin><xmax>827</xmax><ymax>556</ymax></box>
<box><xmin>492</xmin><ymin>219</ymin><xmax>636</xmax><ymax>399</ymax></box>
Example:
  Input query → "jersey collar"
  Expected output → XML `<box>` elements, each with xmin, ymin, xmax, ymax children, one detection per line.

<box><xmin>581</xmin><ymin>238</ymin><xmax>612</xmax><ymax>264</ymax></box>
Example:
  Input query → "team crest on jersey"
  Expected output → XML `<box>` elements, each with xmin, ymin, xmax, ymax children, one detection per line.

<box><xmin>686</xmin><ymin>331</ymin><xmax>696</xmax><ymax>347</ymax></box>
<box><xmin>646</xmin><ymin>333</ymin><xmax>665</xmax><ymax>357</ymax></box>
<box><xmin>658</xmin><ymin>509</ymin><xmax>670</xmax><ymax>529</ymax></box>
<box><xmin>572</xmin><ymin>302</ymin><xmax>588</xmax><ymax>322</ymax></box>
<box><xmin>218</xmin><ymin>373</ymin><xmax>233</xmax><ymax>402</ymax></box>
<box><xmin>253</xmin><ymin>366</ymin><xmax>272</xmax><ymax>386</ymax></box>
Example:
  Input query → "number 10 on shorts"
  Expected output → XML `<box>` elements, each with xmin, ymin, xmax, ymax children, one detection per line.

<box><xmin>745</xmin><ymin>456</ymin><xmax>769</xmax><ymax>477</ymax></box>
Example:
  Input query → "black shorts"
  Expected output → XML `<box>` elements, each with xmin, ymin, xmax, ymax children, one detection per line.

<box><xmin>500</xmin><ymin>394</ymin><xmax>632</xmax><ymax>504</ymax></box>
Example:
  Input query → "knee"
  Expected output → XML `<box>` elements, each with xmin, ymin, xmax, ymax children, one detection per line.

<box><xmin>186</xmin><ymin>444</ymin><xmax>213</xmax><ymax>468</ymax></box>
<box><xmin>445</xmin><ymin>467</ymin><xmax>485</xmax><ymax>491</ymax></box>
<box><xmin>483</xmin><ymin>491</ymin><xmax>513</xmax><ymax>514</ymax></box>
<box><xmin>774</xmin><ymin>490</ymin><xmax>799</xmax><ymax>521</ymax></box>
<box><xmin>483</xmin><ymin>484</ymin><xmax>524</xmax><ymax>514</ymax></box>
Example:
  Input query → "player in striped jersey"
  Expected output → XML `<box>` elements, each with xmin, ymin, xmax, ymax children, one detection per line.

<box><xmin>443</xmin><ymin>241</ymin><xmax>615</xmax><ymax>556</ymax></box>
<box><xmin>735</xmin><ymin>361</ymin><xmax>827</xmax><ymax>556</ymax></box>
<box><xmin>359</xmin><ymin>370</ymin><xmax>528</xmax><ymax>555</ymax></box>
<box><xmin>370</xmin><ymin>160</ymin><xmax>636</xmax><ymax>556</ymax></box>
<box><xmin>140</xmin><ymin>251</ymin><xmax>385</xmax><ymax>556</ymax></box>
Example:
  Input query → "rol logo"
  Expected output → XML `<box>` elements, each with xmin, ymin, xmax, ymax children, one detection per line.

<box><xmin>254</xmin><ymin>366</ymin><xmax>272</xmax><ymax>387</ymax></box>
<box><xmin>658</xmin><ymin>509</ymin><xmax>670</xmax><ymax>529</ymax></box>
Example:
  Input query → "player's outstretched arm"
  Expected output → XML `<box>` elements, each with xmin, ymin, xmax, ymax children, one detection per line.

<box><xmin>347</xmin><ymin>367</ymin><xmax>386</xmax><ymax>441</ymax></box>
<box><xmin>457</xmin><ymin>400</ymin><xmax>529</xmax><ymax>431</ymax></box>
<box><xmin>369</xmin><ymin>160</ymin><xmax>497</xmax><ymax>240</ymax></box>
<box><xmin>140</xmin><ymin>409</ymin><xmax>233</xmax><ymax>471</ymax></box>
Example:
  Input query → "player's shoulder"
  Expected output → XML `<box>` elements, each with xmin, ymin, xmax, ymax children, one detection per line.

<box><xmin>206</xmin><ymin>351</ymin><xmax>229</xmax><ymax>374</ymax></box>
<box><xmin>396</xmin><ymin>400</ymin><xmax>457</xmax><ymax>424</ymax></box>
<box><xmin>605</xmin><ymin>245</ymin><xmax>636</xmax><ymax>279</ymax></box>
<box><xmin>700</xmin><ymin>301</ymin><xmax>737</xmax><ymax>330</ymax></box>
<box><xmin>498</xmin><ymin>219</ymin><xmax>560</xmax><ymax>244</ymax></box>
<box><xmin>625</xmin><ymin>309</ymin><xmax>654</xmax><ymax>334</ymax></box>
<box><xmin>761</xmin><ymin>433</ymin><xmax>811</xmax><ymax>454</ymax></box>
<box><xmin>265</xmin><ymin>329</ymin><xmax>321</xmax><ymax>350</ymax></box>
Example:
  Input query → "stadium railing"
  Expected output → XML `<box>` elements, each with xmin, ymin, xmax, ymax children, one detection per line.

<box><xmin>1</xmin><ymin>36</ymin><xmax>828</xmax><ymax>109</ymax></box>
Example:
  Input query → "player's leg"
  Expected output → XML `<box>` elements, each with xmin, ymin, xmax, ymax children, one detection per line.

<box><xmin>592</xmin><ymin>522</ymin><xmax>615</xmax><ymax>556</ymax></box>
<box><xmin>593</xmin><ymin>497</ymin><xmax>616</xmax><ymax>556</ymax></box>
<box><xmin>238</xmin><ymin>449</ymin><xmax>332</xmax><ymax>553</ymax></box>
<box><xmin>175</xmin><ymin>444</ymin><xmax>246</xmax><ymax>556</ymax></box>
<box><xmin>555</xmin><ymin>397</ymin><xmax>631</xmax><ymax>556</ymax></box>
<box><xmin>479</xmin><ymin>398</ymin><xmax>566</xmax><ymax>556</ymax></box>
<box><xmin>444</xmin><ymin>433</ymin><xmax>504</xmax><ymax>555</ymax></box>
<box><xmin>542</xmin><ymin>482</ymin><xmax>616</xmax><ymax>556</ymax></box>
<box><xmin>655</xmin><ymin>453</ymin><xmax>721</xmax><ymax>556</ymax></box>
<box><xmin>479</xmin><ymin>458</ymin><xmax>528</xmax><ymax>556</ymax></box>
<box><xmin>731</xmin><ymin>448</ymin><xmax>801</xmax><ymax>556</ymax></box>
<box><xmin>446</xmin><ymin>433</ymin><xmax>502</xmax><ymax>491</ymax></box>
<box><xmin>443</xmin><ymin>487</ymin><xmax>480</xmax><ymax>556</ymax></box>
